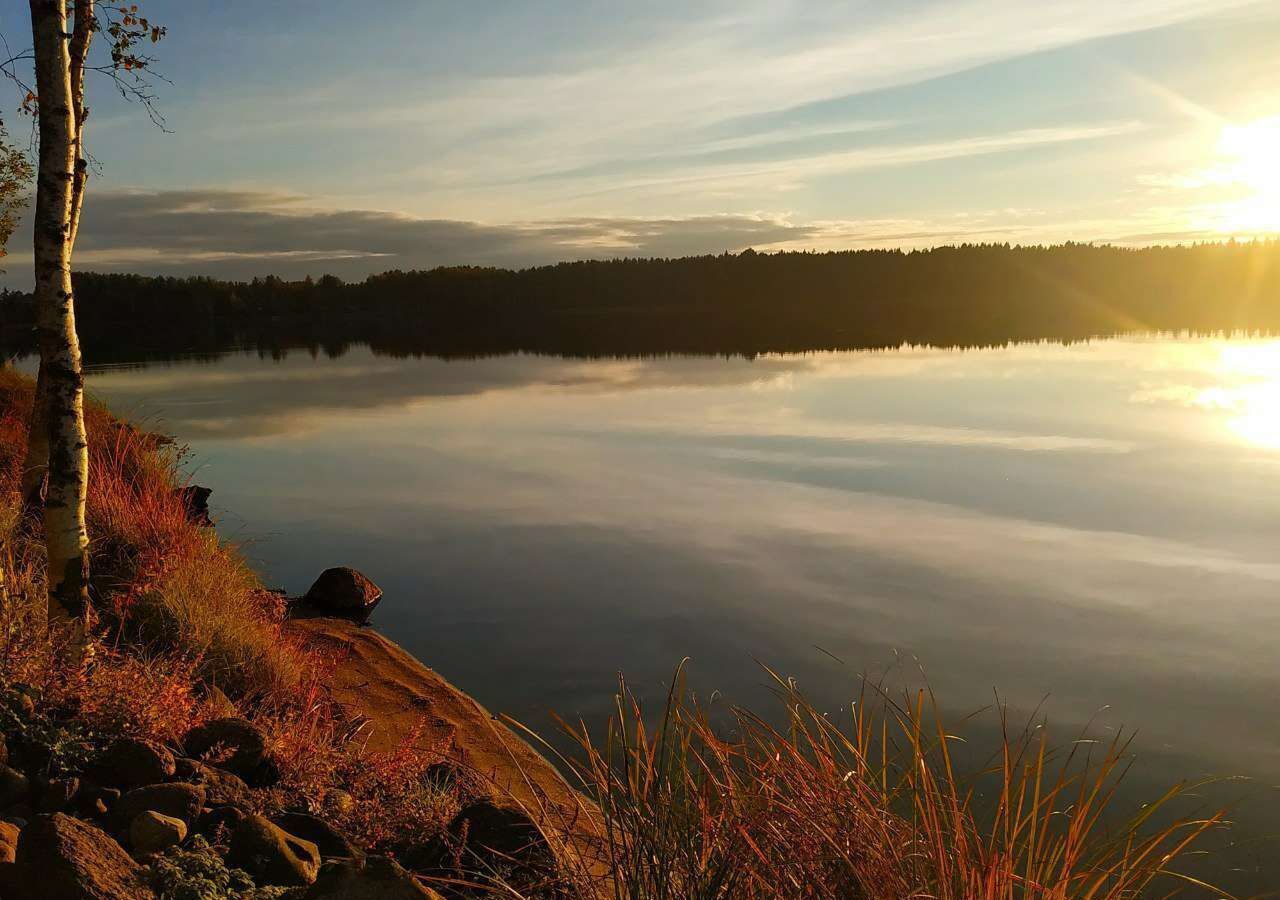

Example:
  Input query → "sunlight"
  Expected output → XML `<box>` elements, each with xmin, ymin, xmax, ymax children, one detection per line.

<box><xmin>1210</xmin><ymin>115</ymin><xmax>1280</xmax><ymax>234</ymax></box>
<box><xmin>1205</xmin><ymin>341</ymin><xmax>1280</xmax><ymax>449</ymax></box>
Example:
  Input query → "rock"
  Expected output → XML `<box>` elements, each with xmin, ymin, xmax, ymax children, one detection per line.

<box><xmin>12</xmin><ymin>812</ymin><xmax>152</xmax><ymax>899</ymax></box>
<box><xmin>322</xmin><ymin>788</ymin><xmax>355</xmax><ymax>819</ymax></box>
<box><xmin>77</xmin><ymin>785</ymin><xmax>121</xmax><ymax>818</ymax></box>
<box><xmin>0</xmin><ymin>820</ymin><xmax>18</xmax><ymax>864</ymax></box>
<box><xmin>404</xmin><ymin>800</ymin><xmax>552</xmax><ymax>877</ymax></box>
<box><xmin>195</xmin><ymin>804</ymin><xmax>246</xmax><ymax>837</ymax></box>
<box><xmin>175</xmin><ymin>484</ymin><xmax>213</xmax><ymax>527</ymax></box>
<box><xmin>228</xmin><ymin>814</ymin><xmax>320</xmax><ymax>886</ymax></box>
<box><xmin>302</xmin><ymin>567</ymin><xmax>383</xmax><ymax>622</ymax></box>
<box><xmin>0</xmin><ymin>765</ymin><xmax>29</xmax><ymax>807</ymax></box>
<box><xmin>271</xmin><ymin>812</ymin><xmax>361</xmax><ymax>861</ymax></box>
<box><xmin>449</xmin><ymin>800</ymin><xmax>550</xmax><ymax>866</ymax></box>
<box><xmin>181</xmin><ymin>759</ymin><xmax>254</xmax><ymax>808</ymax></box>
<box><xmin>0</xmin><ymin>734</ymin><xmax>8</xmax><ymax>767</ymax></box>
<box><xmin>91</xmin><ymin>738</ymin><xmax>176</xmax><ymax>790</ymax></box>
<box><xmin>112</xmin><ymin>782</ymin><xmax>205</xmax><ymax>830</ymax></box>
<box><xmin>129</xmin><ymin>810</ymin><xmax>187</xmax><ymax>855</ymax></box>
<box><xmin>2</xmin><ymin>803</ymin><xmax>33</xmax><ymax>823</ymax></box>
<box><xmin>183</xmin><ymin>717</ymin><xmax>269</xmax><ymax>782</ymax></box>
<box><xmin>35</xmin><ymin>775</ymin><xmax>80</xmax><ymax>813</ymax></box>
<box><xmin>305</xmin><ymin>855</ymin><xmax>444</xmax><ymax>899</ymax></box>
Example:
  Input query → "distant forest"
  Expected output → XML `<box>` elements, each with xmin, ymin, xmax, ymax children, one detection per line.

<box><xmin>3</xmin><ymin>241</ymin><xmax>1280</xmax><ymax>361</ymax></box>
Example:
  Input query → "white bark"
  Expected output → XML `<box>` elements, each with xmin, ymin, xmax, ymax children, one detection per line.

<box><xmin>29</xmin><ymin>0</ymin><xmax>91</xmax><ymax>627</ymax></box>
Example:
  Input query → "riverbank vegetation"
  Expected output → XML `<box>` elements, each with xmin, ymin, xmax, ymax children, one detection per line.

<box><xmin>0</xmin><ymin>368</ymin><xmax>1235</xmax><ymax>896</ymax></box>
<box><xmin>4</xmin><ymin>240</ymin><xmax>1280</xmax><ymax>362</ymax></box>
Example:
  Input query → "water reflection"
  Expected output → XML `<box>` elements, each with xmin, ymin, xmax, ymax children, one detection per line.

<box><xmin>24</xmin><ymin>336</ymin><xmax>1280</xmax><ymax>887</ymax></box>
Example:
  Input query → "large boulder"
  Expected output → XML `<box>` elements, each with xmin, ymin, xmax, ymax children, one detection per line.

<box><xmin>305</xmin><ymin>855</ymin><xmax>444</xmax><ymax>899</ymax></box>
<box><xmin>129</xmin><ymin>810</ymin><xmax>186</xmax><ymax>855</ymax></box>
<box><xmin>182</xmin><ymin>717</ymin><xmax>276</xmax><ymax>785</ymax></box>
<box><xmin>11</xmin><ymin>813</ymin><xmax>153</xmax><ymax>899</ymax></box>
<box><xmin>301</xmin><ymin>568</ymin><xmax>383</xmax><ymax>622</ymax></box>
<box><xmin>91</xmin><ymin>738</ymin><xmax>176</xmax><ymax>790</ymax></box>
<box><xmin>112</xmin><ymin>782</ymin><xmax>205</xmax><ymax>830</ymax></box>
<box><xmin>228</xmin><ymin>814</ymin><xmax>320</xmax><ymax>886</ymax></box>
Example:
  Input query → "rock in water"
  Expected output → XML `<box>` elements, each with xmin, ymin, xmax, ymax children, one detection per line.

<box><xmin>91</xmin><ymin>738</ymin><xmax>176</xmax><ymax>790</ymax></box>
<box><xmin>305</xmin><ymin>855</ymin><xmax>444</xmax><ymax>898</ymax></box>
<box><xmin>12</xmin><ymin>812</ymin><xmax>152</xmax><ymax>899</ymax></box>
<box><xmin>130</xmin><ymin>810</ymin><xmax>187</xmax><ymax>854</ymax></box>
<box><xmin>302</xmin><ymin>567</ymin><xmax>383</xmax><ymax>622</ymax></box>
<box><xmin>174</xmin><ymin>485</ymin><xmax>213</xmax><ymax>527</ymax></box>
<box><xmin>228</xmin><ymin>814</ymin><xmax>321</xmax><ymax>886</ymax></box>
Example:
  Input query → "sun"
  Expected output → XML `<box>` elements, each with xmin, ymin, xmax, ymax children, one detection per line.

<box><xmin>1210</xmin><ymin>115</ymin><xmax>1280</xmax><ymax>234</ymax></box>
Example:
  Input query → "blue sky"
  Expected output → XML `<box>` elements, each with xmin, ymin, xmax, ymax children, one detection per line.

<box><xmin>1</xmin><ymin>0</ymin><xmax>1279</xmax><ymax>283</ymax></box>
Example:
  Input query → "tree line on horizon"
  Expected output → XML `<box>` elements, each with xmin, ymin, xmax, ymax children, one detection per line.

<box><xmin>4</xmin><ymin>239</ymin><xmax>1280</xmax><ymax>362</ymax></box>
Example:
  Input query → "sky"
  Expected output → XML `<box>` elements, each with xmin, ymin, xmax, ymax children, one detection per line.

<box><xmin>1</xmin><ymin>0</ymin><xmax>1279</xmax><ymax>285</ymax></box>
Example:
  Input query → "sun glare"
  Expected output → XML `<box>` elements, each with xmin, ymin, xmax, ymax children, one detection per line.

<box><xmin>1211</xmin><ymin>115</ymin><xmax>1280</xmax><ymax>234</ymax></box>
<box><xmin>1204</xmin><ymin>342</ymin><xmax>1280</xmax><ymax>449</ymax></box>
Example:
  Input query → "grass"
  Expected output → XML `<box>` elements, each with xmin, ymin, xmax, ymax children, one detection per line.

<box><xmin>0</xmin><ymin>366</ymin><xmax>456</xmax><ymax>847</ymax></box>
<box><xmin>0</xmin><ymin>365</ymin><xmax>1234</xmax><ymax>897</ymax></box>
<box><xmin>516</xmin><ymin>664</ymin><xmax>1230</xmax><ymax>899</ymax></box>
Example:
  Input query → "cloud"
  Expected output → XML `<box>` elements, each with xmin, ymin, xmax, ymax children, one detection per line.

<box><xmin>0</xmin><ymin>189</ymin><xmax>827</xmax><ymax>285</ymax></box>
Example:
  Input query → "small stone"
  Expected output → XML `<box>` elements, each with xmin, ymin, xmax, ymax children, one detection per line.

<box><xmin>401</xmin><ymin>799</ymin><xmax>551</xmax><ymax>876</ymax></box>
<box><xmin>35</xmin><ymin>775</ymin><xmax>80</xmax><ymax>813</ymax></box>
<box><xmin>1</xmin><ymin>803</ymin><xmax>32</xmax><ymax>824</ymax></box>
<box><xmin>0</xmin><ymin>765</ymin><xmax>29</xmax><ymax>808</ymax></box>
<box><xmin>183</xmin><ymin>717</ymin><xmax>268</xmax><ymax>781</ymax></box>
<box><xmin>272</xmin><ymin>812</ymin><xmax>361</xmax><ymax>861</ymax></box>
<box><xmin>112</xmin><ymin>782</ymin><xmax>205</xmax><ymax>830</ymax></box>
<box><xmin>130</xmin><ymin>810</ymin><xmax>187</xmax><ymax>855</ymax></box>
<box><xmin>304</xmin><ymin>855</ymin><xmax>444</xmax><ymax>899</ymax></box>
<box><xmin>77</xmin><ymin>784</ymin><xmax>122</xmax><ymax>818</ymax></box>
<box><xmin>323</xmin><ymin>789</ymin><xmax>356</xmax><ymax>818</ymax></box>
<box><xmin>302</xmin><ymin>567</ymin><xmax>383</xmax><ymax>622</ymax></box>
<box><xmin>182</xmin><ymin>759</ymin><xmax>254</xmax><ymax>808</ymax></box>
<box><xmin>228</xmin><ymin>814</ymin><xmax>320</xmax><ymax>886</ymax></box>
<box><xmin>0</xmin><ymin>820</ymin><xmax>18</xmax><ymax>864</ymax></box>
<box><xmin>195</xmin><ymin>804</ymin><xmax>246</xmax><ymax>837</ymax></box>
<box><xmin>92</xmin><ymin>738</ymin><xmax>176</xmax><ymax>790</ymax></box>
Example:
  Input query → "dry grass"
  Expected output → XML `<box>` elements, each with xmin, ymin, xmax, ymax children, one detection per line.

<box><xmin>515</xmin><ymin>664</ymin><xmax>1229</xmax><ymax>900</ymax></box>
<box><xmin>0</xmin><ymin>367</ymin><xmax>452</xmax><ymax>837</ymax></box>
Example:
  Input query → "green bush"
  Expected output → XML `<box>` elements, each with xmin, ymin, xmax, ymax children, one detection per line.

<box><xmin>144</xmin><ymin>836</ymin><xmax>290</xmax><ymax>900</ymax></box>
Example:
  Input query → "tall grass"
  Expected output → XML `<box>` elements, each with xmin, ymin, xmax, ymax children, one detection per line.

<box><xmin>511</xmin><ymin>663</ymin><xmax>1228</xmax><ymax>900</ymax></box>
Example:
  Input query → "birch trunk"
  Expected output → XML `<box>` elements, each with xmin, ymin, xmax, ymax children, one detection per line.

<box><xmin>29</xmin><ymin>0</ymin><xmax>91</xmax><ymax>629</ymax></box>
<box><xmin>19</xmin><ymin>359</ymin><xmax>49</xmax><ymax>504</ymax></box>
<box><xmin>22</xmin><ymin>2</ymin><xmax>90</xmax><ymax>509</ymax></box>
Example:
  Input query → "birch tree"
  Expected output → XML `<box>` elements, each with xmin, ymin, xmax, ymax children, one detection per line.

<box><xmin>4</xmin><ymin>1</ymin><xmax>164</xmax><ymax>646</ymax></box>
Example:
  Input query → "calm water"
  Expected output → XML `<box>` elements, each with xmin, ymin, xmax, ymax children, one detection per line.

<box><xmin>40</xmin><ymin>336</ymin><xmax>1280</xmax><ymax>885</ymax></box>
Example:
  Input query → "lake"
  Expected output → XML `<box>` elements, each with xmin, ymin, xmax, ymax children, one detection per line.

<box><xmin>31</xmin><ymin>335</ymin><xmax>1280</xmax><ymax>887</ymax></box>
